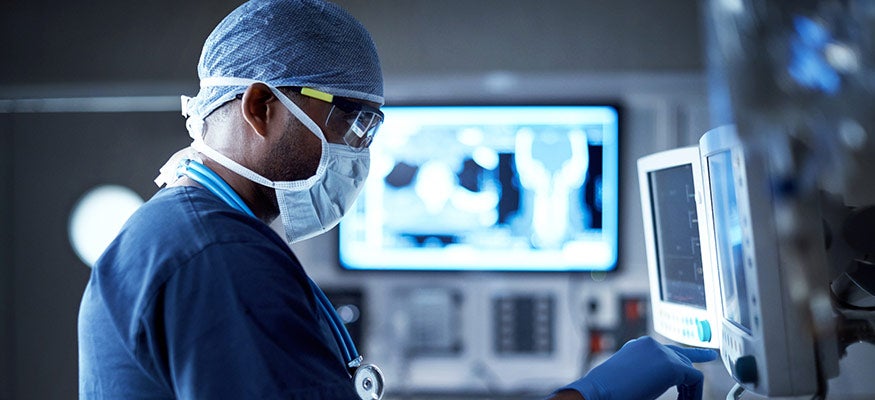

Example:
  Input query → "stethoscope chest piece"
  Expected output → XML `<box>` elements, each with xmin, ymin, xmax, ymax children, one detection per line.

<box><xmin>353</xmin><ymin>363</ymin><xmax>384</xmax><ymax>400</ymax></box>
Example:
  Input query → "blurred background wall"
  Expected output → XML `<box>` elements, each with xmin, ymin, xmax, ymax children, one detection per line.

<box><xmin>0</xmin><ymin>1</ymin><xmax>718</xmax><ymax>399</ymax></box>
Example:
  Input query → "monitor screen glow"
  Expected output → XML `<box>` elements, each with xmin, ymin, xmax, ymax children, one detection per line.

<box><xmin>707</xmin><ymin>150</ymin><xmax>752</xmax><ymax>333</ymax></box>
<box><xmin>338</xmin><ymin>105</ymin><xmax>619</xmax><ymax>272</ymax></box>
<box><xmin>648</xmin><ymin>164</ymin><xmax>707</xmax><ymax>309</ymax></box>
<box><xmin>637</xmin><ymin>145</ymin><xmax>721</xmax><ymax>349</ymax></box>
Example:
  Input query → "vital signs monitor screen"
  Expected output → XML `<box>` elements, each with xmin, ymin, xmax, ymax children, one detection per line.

<box><xmin>639</xmin><ymin>145</ymin><xmax>720</xmax><ymax>348</ymax></box>
<box><xmin>338</xmin><ymin>105</ymin><xmax>619</xmax><ymax>272</ymax></box>
<box><xmin>648</xmin><ymin>164</ymin><xmax>707</xmax><ymax>308</ymax></box>
<box><xmin>707</xmin><ymin>150</ymin><xmax>751</xmax><ymax>332</ymax></box>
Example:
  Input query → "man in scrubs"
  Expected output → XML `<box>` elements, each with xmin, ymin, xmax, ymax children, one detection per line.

<box><xmin>78</xmin><ymin>1</ymin><xmax>716</xmax><ymax>399</ymax></box>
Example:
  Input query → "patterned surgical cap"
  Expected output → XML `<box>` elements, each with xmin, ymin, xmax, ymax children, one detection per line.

<box><xmin>185</xmin><ymin>0</ymin><xmax>383</xmax><ymax>120</ymax></box>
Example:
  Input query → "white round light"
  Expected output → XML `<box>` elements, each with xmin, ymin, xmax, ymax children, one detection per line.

<box><xmin>337</xmin><ymin>304</ymin><xmax>361</xmax><ymax>324</ymax></box>
<box><xmin>69</xmin><ymin>185</ymin><xmax>144</xmax><ymax>268</ymax></box>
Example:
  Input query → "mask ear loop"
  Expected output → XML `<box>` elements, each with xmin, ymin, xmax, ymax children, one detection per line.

<box><xmin>186</xmin><ymin>117</ymin><xmax>206</xmax><ymax>141</ymax></box>
<box><xmin>180</xmin><ymin>94</ymin><xmax>206</xmax><ymax>141</ymax></box>
<box><xmin>266</xmin><ymin>86</ymin><xmax>330</xmax><ymax>183</ymax></box>
<box><xmin>182</xmin><ymin>77</ymin><xmax>330</xmax><ymax>191</ymax></box>
<box><xmin>155</xmin><ymin>96</ymin><xmax>206</xmax><ymax>187</ymax></box>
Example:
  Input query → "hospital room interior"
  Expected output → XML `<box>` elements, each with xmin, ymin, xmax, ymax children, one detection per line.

<box><xmin>3</xmin><ymin>0</ymin><xmax>875</xmax><ymax>399</ymax></box>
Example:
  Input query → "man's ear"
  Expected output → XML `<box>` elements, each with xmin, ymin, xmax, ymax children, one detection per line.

<box><xmin>240</xmin><ymin>83</ymin><xmax>278</xmax><ymax>138</ymax></box>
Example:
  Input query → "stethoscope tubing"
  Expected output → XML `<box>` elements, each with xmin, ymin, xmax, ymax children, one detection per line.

<box><xmin>310</xmin><ymin>278</ymin><xmax>360</xmax><ymax>364</ymax></box>
<box><xmin>182</xmin><ymin>160</ymin><xmax>255</xmax><ymax>218</ymax></box>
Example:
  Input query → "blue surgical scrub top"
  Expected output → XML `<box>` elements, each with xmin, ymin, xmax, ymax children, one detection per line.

<box><xmin>78</xmin><ymin>186</ymin><xmax>358</xmax><ymax>399</ymax></box>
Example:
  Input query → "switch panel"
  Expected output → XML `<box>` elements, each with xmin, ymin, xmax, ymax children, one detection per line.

<box><xmin>403</xmin><ymin>287</ymin><xmax>464</xmax><ymax>356</ymax></box>
<box><xmin>492</xmin><ymin>293</ymin><xmax>555</xmax><ymax>355</ymax></box>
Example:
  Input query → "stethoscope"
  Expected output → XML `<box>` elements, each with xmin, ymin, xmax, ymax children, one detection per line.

<box><xmin>179</xmin><ymin>159</ymin><xmax>385</xmax><ymax>400</ymax></box>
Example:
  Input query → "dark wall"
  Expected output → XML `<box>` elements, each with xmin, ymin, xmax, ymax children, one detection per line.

<box><xmin>0</xmin><ymin>115</ymin><xmax>12</xmax><ymax>400</ymax></box>
<box><xmin>7</xmin><ymin>113</ymin><xmax>189</xmax><ymax>399</ymax></box>
<box><xmin>337</xmin><ymin>0</ymin><xmax>704</xmax><ymax>76</ymax></box>
<box><xmin>1</xmin><ymin>0</ymin><xmax>702</xmax><ymax>93</ymax></box>
<box><xmin>0</xmin><ymin>1</ymin><xmax>239</xmax><ymax>87</ymax></box>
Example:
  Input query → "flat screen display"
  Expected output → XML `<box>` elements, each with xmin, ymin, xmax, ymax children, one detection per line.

<box><xmin>707</xmin><ymin>150</ymin><xmax>751</xmax><ymax>332</ymax></box>
<box><xmin>648</xmin><ymin>165</ymin><xmax>707</xmax><ymax>308</ymax></box>
<box><xmin>338</xmin><ymin>105</ymin><xmax>619</xmax><ymax>271</ymax></box>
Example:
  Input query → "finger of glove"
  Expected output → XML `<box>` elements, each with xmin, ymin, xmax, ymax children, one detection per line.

<box><xmin>677</xmin><ymin>362</ymin><xmax>706</xmax><ymax>388</ymax></box>
<box><xmin>676</xmin><ymin>381</ymin><xmax>704</xmax><ymax>400</ymax></box>
<box><xmin>667</xmin><ymin>345</ymin><xmax>719</xmax><ymax>363</ymax></box>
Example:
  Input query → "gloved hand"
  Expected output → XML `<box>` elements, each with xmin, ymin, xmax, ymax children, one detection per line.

<box><xmin>556</xmin><ymin>336</ymin><xmax>718</xmax><ymax>400</ymax></box>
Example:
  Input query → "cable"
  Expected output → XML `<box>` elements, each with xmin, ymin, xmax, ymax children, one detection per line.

<box><xmin>564</xmin><ymin>273</ymin><xmax>589</xmax><ymax>375</ymax></box>
<box><xmin>726</xmin><ymin>383</ymin><xmax>744</xmax><ymax>400</ymax></box>
<box><xmin>811</xmin><ymin>332</ymin><xmax>829</xmax><ymax>400</ymax></box>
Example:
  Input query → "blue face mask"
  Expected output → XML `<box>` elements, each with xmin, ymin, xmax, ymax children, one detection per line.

<box><xmin>181</xmin><ymin>78</ymin><xmax>370</xmax><ymax>244</ymax></box>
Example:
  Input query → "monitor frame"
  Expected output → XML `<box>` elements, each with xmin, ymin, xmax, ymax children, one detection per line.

<box><xmin>337</xmin><ymin>103</ymin><xmax>621</xmax><ymax>273</ymax></box>
<box><xmin>637</xmin><ymin>146</ymin><xmax>722</xmax><ymax>349</ymax></box>
<box><xmin>699</xmin><ymin>125</ymin><xmax>822</xmax><ymax>396</ymax></box>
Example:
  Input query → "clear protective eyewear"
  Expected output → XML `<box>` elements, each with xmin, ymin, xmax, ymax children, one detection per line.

<box><xmin>296</xmin><ymin>87</ymin><xmax>383</xmax><ymax>151</ymax></box>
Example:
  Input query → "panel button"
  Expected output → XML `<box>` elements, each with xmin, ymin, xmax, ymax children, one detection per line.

<box><xmin>734</xmin><ymin>355</ymin><xmax>758</xmax><ymax>384</ymax></box>
<box><xmin>695</xmin><ymin>318</ymin><xmax>712</xmax><ymax>342</ymax></box>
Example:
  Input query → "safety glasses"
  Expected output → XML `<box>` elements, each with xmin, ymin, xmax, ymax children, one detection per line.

<box><xmin>297</xmin><ymin>87</ymin><xmax>383</xmax><ymax>151</ymax></box>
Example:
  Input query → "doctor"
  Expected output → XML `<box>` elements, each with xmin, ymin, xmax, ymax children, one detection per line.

<box><xmin>77</xmin><ymin>0</ymin><xmax>716</xmax><ymax>399</ymax></box>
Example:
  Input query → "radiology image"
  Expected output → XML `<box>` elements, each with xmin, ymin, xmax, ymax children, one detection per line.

<box><xmin>339</xmin><ymin>105</ymin><xmax>619</xmax><ymax>272</ymax></box>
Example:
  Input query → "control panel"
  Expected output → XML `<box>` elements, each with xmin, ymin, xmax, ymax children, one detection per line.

<box><xmin>492</xmin><ymin>293</ymin><xmax>555</xmax><ymax>356</ymax></box>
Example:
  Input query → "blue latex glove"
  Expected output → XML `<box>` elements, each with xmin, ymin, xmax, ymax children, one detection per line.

<box><xmin>557</xmin><ymin>336</ymin><xmax>718</xmax><ymax>400</ymax></box>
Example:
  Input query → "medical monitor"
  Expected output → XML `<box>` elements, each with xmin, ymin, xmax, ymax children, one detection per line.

<box><xmin>700</xmin><ymin>125</ymin><xmax>828</xmax><ymax>396</ymax></box>
<box><xmin>637</xmin><ymin>146</ymin><xmax>721</xmax><ymax>349</ymax></box>
<box><xmin>338</xmin><ymin>105</ymin><xmax>619</xmax><ymax>272</ymax></box>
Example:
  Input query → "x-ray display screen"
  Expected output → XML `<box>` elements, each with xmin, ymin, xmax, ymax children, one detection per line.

<box><xmin>707</xmin><ymin>151</ymin><xmax>751</xmax><ymax>332</ymax></box>
<box><xmin>339</xmin><ymin>105</ymin><xmax>619</xmax><ymax>271</ymax></box>
<box><xmin>648</xmin><ymin>165</ymin><xmax>707</xmax><ymax>308</ymax></box>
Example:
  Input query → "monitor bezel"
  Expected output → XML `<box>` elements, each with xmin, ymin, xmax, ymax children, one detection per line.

<box><xmin>336</xmin><ymin>102</ymin><xmax>623</xmax><ymax>273</ymax></box>
<box><xmin>699</xmin><ymin>124</ymin><xmax>821</xmax><ymax>396</ymax></box>
<box><xmin>637</xmin><ymin>145</ymin><xmax>722</xmax><ymax>349</ymax></box>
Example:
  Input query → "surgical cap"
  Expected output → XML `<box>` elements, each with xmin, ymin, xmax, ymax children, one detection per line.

<box><xmin>185</xmin><ymin>0</ymin><xmax>384</xmax><ymax>121</ymax></box>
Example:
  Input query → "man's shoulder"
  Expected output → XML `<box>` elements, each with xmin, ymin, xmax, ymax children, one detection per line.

<box><xmin>130</xmin><ymin>186</ymin><xmax>282</xmax><ymax>248</ymax></box>
<box><xmin>97</xmin><ymin>186</ymin><xmax>295</xmax><ymax>288</ymax></box>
